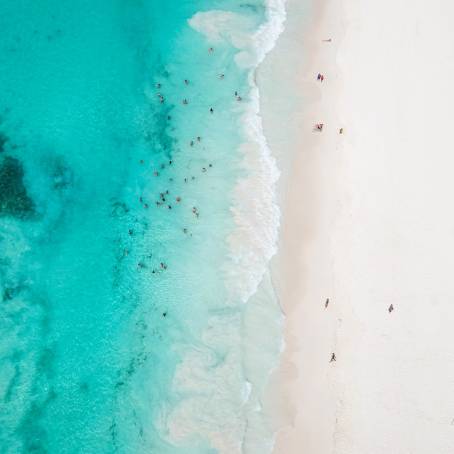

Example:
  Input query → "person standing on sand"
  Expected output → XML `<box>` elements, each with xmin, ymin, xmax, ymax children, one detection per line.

<box><xmin>330</xmin><ymin>353</ymin><xmax>336</xmax><ymax>363</ymax></box>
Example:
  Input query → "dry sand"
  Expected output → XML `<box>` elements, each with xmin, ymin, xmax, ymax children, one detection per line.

<box><xmin>259</xmin><ymin>0</ymin><xmax>454</xmax><ymax>452</ymax></box>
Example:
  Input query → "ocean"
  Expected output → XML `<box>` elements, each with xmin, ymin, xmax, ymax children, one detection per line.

<box><xmin>0</xmin><ymin>0</ymin><xmax>285</xmax><ymax>452</ymax></box>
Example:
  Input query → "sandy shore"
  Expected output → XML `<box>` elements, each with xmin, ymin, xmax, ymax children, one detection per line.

<box><xmin>260</xmin><ymin>0</ymin><xmax>454</xmax><ymax>452</ymax></box>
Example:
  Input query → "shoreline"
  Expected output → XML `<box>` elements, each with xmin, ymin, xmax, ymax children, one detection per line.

<box><xmin>259</xmin><ymin>0</ymin><xmax>345</xmax><ymax>451</ymax></box>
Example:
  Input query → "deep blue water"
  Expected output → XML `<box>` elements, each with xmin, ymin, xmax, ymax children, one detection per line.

<box><xmin>0</xmin><ymin>1</ymin><xmax>277</xmax><ymax>453</ymax></box>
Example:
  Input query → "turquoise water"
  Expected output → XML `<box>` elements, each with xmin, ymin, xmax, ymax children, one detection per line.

<box><xmin>0</xmin><ymin>1</ymin><xmax>282</xmax><ymax>452</ymax></box>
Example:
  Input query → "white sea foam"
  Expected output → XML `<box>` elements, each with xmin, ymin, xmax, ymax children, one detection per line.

<box><xmin>188</xmin><ymin>10</ymin><xmax>257</xmax><ymax>50</ymax></box>
<box><xmin>166</xmin><ymin>2</ymin><xmax>287</xmax><ymax>453</ymax></box>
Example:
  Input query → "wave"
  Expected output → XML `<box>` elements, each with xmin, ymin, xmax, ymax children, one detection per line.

<box><xmin>164</xmin><ymin>1</ymin><xmax>288</xmax><ymax>453</ymax></box>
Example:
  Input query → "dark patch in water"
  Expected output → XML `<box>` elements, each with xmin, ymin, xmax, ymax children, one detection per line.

<box><xmin>239</xmin><ymin>3</ymin><xmax>263</xmax><ymax>13</ymax></box>
<box><xmin>2</xmin><ymin>285</ymin><xmax>21</xmax><ymax>302</ymax></box>
<box><xmin>111</xmin><ymin>200</ymin><xmax>130</xmax><ymax>218</ymax></box>
<box><xmin>79</xmin><ymin>381</ymin><xmax>89</xmax><ymax>393</ymax></box>
<box><xmin>3</xmin><ymin>362</ymin><xmax>21</xmax><ymax>403</ymax></box>
<box><xmin>37</xmin><ymin>347</ymin><xmax>55</xmax><ymax>377</ymax></box>
<box><xmin>51</xmin><ymin>160</ymin><xmax>73</xmax><ymax>190</ymax></box>
<box><xmin>0</xmin><ymin>133</ymin><xmax>8</xmax><ymax>153</ymax></box>
<box><xmin>0</xmin><ymin>156</ymin><xmax>35</xmax><ymax>218</ymax></box>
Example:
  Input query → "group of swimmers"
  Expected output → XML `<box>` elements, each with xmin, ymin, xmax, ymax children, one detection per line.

<box><xmin>130</xmin><ymin>46</ymin><xmax>247</xmax><ymax>273</ymax></box>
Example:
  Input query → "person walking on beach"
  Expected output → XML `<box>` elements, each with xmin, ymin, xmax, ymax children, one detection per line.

<box><xmin>330</xmin><ymin>353</ymin><xmax>336</xmax><ymax>363</ymax></box>
<box><xmin>325</xmin><ymin>298</ymin><xmax>330</xmax><ymax>309</ymax></box>
<box><xmin>388</xmin><ymin>304</ymin><xmax>394</xmax><ymax>313</ymax></box>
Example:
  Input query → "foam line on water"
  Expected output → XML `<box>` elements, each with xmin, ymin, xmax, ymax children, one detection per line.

<box><xmin>166</xmin><ymin>2</ymin><xmax>288</xmax><ymax>452</ymax></box>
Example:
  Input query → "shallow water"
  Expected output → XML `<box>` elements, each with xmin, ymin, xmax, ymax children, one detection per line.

<box><xmin>0</xmin><ymin>1</ymin><xmax>284</xmax><ymax>452</ymax></box>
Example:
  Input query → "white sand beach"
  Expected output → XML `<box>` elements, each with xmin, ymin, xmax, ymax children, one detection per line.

<box><xmin>260</xmin><ymin>0</ymin><xmax>454</xmax><ymax>452</ymax></box>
